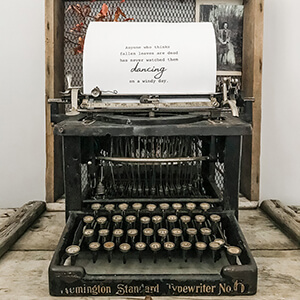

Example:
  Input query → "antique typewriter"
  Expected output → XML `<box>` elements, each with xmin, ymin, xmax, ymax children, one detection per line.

<box><xmin>48</xmin><ymin>20</ymin><xmax>257</xmax><ymax>297</ymax></box>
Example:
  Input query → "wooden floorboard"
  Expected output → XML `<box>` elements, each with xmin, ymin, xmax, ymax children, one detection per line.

<box><xmin>0</xmin><ymin>207</ymin><xmax>299</xmax><ymax>299</ymax></box>
<box><xmin>0</xmin><ymin>249</ymin><xmax>299</xmax><ymax>300</ymax></box>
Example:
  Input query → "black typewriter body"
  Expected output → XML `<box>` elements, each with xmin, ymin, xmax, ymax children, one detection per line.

<box><xmin>48</xmin><ymin>108</ymin><xmax>257</xmax><ymax>297</ymax></box>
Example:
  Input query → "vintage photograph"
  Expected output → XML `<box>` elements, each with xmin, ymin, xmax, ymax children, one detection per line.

<box><xmin>198</xmin><ymin>5</ymin><xmax>244</xmax><ymax>72</ymax></box>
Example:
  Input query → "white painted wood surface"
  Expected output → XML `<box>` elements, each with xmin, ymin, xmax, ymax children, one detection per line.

<box><xmin>0</xmin><ymin>208</ymin><xmax>299</xmax><ymax>299</ymax></box>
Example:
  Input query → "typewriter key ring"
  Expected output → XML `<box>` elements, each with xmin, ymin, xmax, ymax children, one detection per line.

<box><xmin>98</xmin><ymin>229</ymin><xmax>109</xmax><ymax>244</ymax></box>
<box><xmin>89</xmin><ymin>242</ymin><xmax>100</xmax><ymax>263</ymax></box>
<box><xmin>119</xmin><ymin>243</ymin><xmax>131</xmax><ymax>264</ymax></box>
<box><xmin>103</xmin><ymin>241</ymin><xmax>115</xmax><ymax>263</ymax></box>
<box><xmin>91</xmin><ymin>203</ymin><xmax>101</xmax><ymax>217</ymax></box>
<box><xmin>209</xmin><ymin>241</ymin><xmax>221</xmax><ymax>263</ymax></box>
<box><xmin>135</xmin><ymin>242</ymin><xmax>146</xmax><ymax>263</ymax></box>
<box><xmin>200</xmin><ymin>202</ymin><xmax>211</xmax><ymax>213</ymax></box>
<box><xmin>164</xmin><ymin>241</ymin><xmax>175</xmax><ymax>262</ymax></box>
<box><xmin>150</xmin><ymin>242</ymin><xmax>161</xmax><ymax>263</ymax></box>
<box><xmin>227</xmin><ymin>246</ymin><xmax>242</xmax><ymax>265</ymax></box>
<box><xmin>127</xmin><ymin>228</ymin><xmax>138</xmax><ymax>247</ymax></box>
<box><xmin>159</xmin><ymin>203</ymin><xmax>169</xmax><ymax>218</ymax></box>
<box><xmin>96</xmin><ymin>216</ymin><xmax>107</xmax><ymax>229</ymax></box>
<box><xmin>180</xmin><ymin>241</ymin><xmax>192</xmax><ymax>262</ymax></box>
<box><xmin>65</xmin><ymin>245</ymin><xmax>80</xmax><ymax>266</ymax></box>
<box><xmin>195</xmin><ymin>241</ymin><xmax>207</xmax><ymax>262</ymax></box>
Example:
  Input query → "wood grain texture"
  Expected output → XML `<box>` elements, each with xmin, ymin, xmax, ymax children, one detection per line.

<box><xmin>45</xmin><ymin>0</ymin><xmax>65</xmax><ymax>203</ymax></box>
<box><xmin>0</xmin><ymin>202</ymin><xmax>46</xmax><ymax>258</ymax></box>
<box><xmin>0</xmin><ymin>250</ymin><xmax>299</xmax><ymax>300</ymax></box>
<box><xmin>240</xmin><ymin>0</ymin><xmax>264</xmax><ymax>201</ymax></box>
<box><xmin>261</xmin><ymin>200</ymin><xmax>300</xmax><ymax>244</ymax></box>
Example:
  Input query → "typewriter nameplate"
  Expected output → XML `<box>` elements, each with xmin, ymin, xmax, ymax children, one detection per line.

<box><xmin>83</xmin><ymin>22</ymin><xmax>216</xmax><ymax>96</ymax></box>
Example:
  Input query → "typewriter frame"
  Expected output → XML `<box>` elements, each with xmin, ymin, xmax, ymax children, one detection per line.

<box><xmin>48</xmin><ymin>113</ymin><xmax>257</xmax><ymax>296</ymax></box>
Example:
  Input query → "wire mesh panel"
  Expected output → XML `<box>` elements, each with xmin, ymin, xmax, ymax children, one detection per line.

<box><xmin>64</xmin><ymin>0</ymin><xmax>196</xmax><ymax>87</ymax></box>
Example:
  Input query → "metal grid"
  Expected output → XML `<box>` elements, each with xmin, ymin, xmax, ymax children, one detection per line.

<box><xmin>64</xmin><ymin>0</ymin><xmax>196</xmax><ymax>87</ymax></box>
<box><xmin>214</xmin><ymin>160</ymin><xmax>224</xmax><ymax>194</ymax></box>
<box><xmin>80</xmin><ymin>163</ymin><xmax>89</xmax><ymax>196</ymax></box>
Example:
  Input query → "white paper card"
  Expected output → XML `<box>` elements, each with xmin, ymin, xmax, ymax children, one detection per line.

<box><xmin>83</xmin><ymin>22</ymin><xmax>216</xmax><ymax>96</ymax></box>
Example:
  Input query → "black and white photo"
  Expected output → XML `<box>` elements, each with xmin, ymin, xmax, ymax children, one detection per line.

<box><xmin>198</xmin><ymin>5</ymin><xmax>244</xmax><ymax>72</ymax></box>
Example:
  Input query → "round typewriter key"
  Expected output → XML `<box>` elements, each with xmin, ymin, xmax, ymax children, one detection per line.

<box><xmin>120</xmin><ymin>242</ymin><xmax>131</xmax><ymax>253</ymax></box>
<box><xmin>196</xmin><ymin>241</ymin><xmax>207</xmax><ymax>251</ymax></box>
<box><xmin>146</xmin><ymin>203</ymin><xmax>157</xmax><ymax>213</ymax></box>
<box><xmin>135</xmin><ymin>241</ymin><xmax>147</xmax><ymax>263</ymax></box>
<box><xmin>172</xmin><ymin>203</ymin><xmax>182</xmax><ymax>214</ymax></box>
<box><xmin>127</xmin><ymin>228</ymin><xmax>138</xmax><ymax>246</ymax></box>
<box><xmin>119</xmin><ymin>203</ymin><xmax>129</xmax><ymax>214</ymax></box>
<box><xmin>132</xmin><ymin>203</ymin><xmax>142</xmax><ymax>217</ymax></box>
<box><xmin>200</xmin><ymin>227</ymin><xmax>212</xmax><ymax>244</ymax></box>
<box><xmin>140</xmin><ymin>216</ymin><xmax>150</xmax><ymax>227</ymax></box>
<box><xmin>83</xmin><ymin>215</ymin><xmax>94</xmax><ymax>228</ymax></box>
<box><xmin>66</xmin><ymin>245</ymin><xmax>80</xmax><ymax>256</ymax></box>
<box><xmin>91</xmin><ymin>203</ymin><xmax>101</xmax><ymax>213</ymax></box>
<box><xmin>113</xmin><ymin>229</ymin><xmax>124</xmax><ymax>247</ymax></box>
<box><xmin>103</xmin><ymin>241</ymin><xmax>115</xmax><ymax>263</ymax></box>
<box><xmin>171</xmin><ymin>228</ymin><xmax>182</xmax><ymax>247</ymax></box>
<box><xmin>98</xmin><ymin>229</ymin><xmax>109</xmax><ymax>243</ymax></box>
<box><xmin>209</xmin><ymin>241</ymin><xmax>221</xmax><ymax>263</ymax></box>
<box><xmin>214</xmin><ymin>238</ymin><xmax>225</xmax><ymax>247</ymax></box>
<box><xmin>167</xmin><ymin>215</ymin><xmax>177</xmax><ymax>229</ymax></box>
<box><xmin>180</xmin><ymin>215</ymin><xmax>191</xmax><ymax>225</ymax></box>
<box><xmin>127</xmin><ymin>228</ymin><xmax>138</xmax><ymax>237</ymax></box>
<box><xmin>152</xmin><ymin>215</ymin><xmax>162</xmax><ymax>224</ymax></box>
<box><xmin>171</xmin><ymin>228</ymin><xmax>182</xmax><ymax>237</ymax></box>
<box><xmin>113</xmin><ymin>229</ymin><xmax>124</xmax><ymax>238</ymax></box>
<box><xmin>195</xmin><ymin>214</ymin><xmax>206</xmax><ymax>224</ymax></box>
<box><xmin>125</xmin><ymin>215</ymin><xmax>136</xmax><ymax>225</ymax></box>
<box><xmin>105</xmin><ymin>204</ymin><xmax>115</xmax><ymax>213</ymax></box>
<box><xmin>158</xmin><ymin>228</ymin><xmax>168</xmax><ymax>237</ymax></box>
<box><xmin>66</xmin><ymin>245</ymin><xmax>80</xmax><ymax>266</ymax></box>
<box><xmin>152</xmin><ymin>215</ymin><xmax>162</xmax><ymax>230</ymax></box>
<box><xmin>89</xmin><ymin>242</ymin><xmax>100</xmax><ymax>251</ymax></box>
<box><xmin>132</xmin><ymin>202</ymin><xmax>143</xmax><ymax>211</ymax></box>
<box><xmin>84</xmin><ymin>228</ymin><xmax>94</xmax><ymax>238</ymax></box>
<box><xmin>89</xmin><ymin>242</ymin><xmax>100</xmax><ymax>263</ymax></box>
<box><xmin>186</xmin><ymin>202</ymin><xmax>196</xmax><ymax>212</ymax></box>
<box><xmin>112</xmin><ymin>214</ymin><xmax>123</xmax><ymax>228</ymax></box>
<box><xmin>150</xmin><ymin>242</ymin><xmax>161</xmax><ymax>263</ymax></box>
<box><xmin>96</xmin><ymin>216</ymin><xmax>107</xmax><ymax>228</ymax></box>
<box><xmin>164</xmin><ymin>241</ymin><xmax>175</xmax><ymax>262</ymax></box>
<box><xmin>180</xmin><ymin>241</ymin><xmax>192</xmax><ymax>262</ymax></box>
<box><xmin>83</xmin><ymin>228</ymin><xmax>94</xmax><ymax>244</ymax></box>
<box><xmin>143</xmin><ymin>227</ymin><xmax>154</xmax><ymax>244</ymax></box>
<box><xmin>186</xmin><ymin>227</ymin><xmax>197</xmax><ymax>243</ymax></box>
<box><xmin>195</xmin><ymin>241</ymin><xmax>207</xmax><ymax>262</ymax></box>
<box><xmin>200</xmin><ymin>202</ymin><xmax>211</xmax><ymax>212</ymax></box>
<box><xmin>119</xmin><ymin>243</ymin><xmax>131</xmax><ymax>264</ymax></box>
<box><xmin>227</xmin><ymin>246</ymin><xmax>242</xmax><ymax>256</ymax></box>
<box><xmin>227</xmin><ymin>246</ymin><xmax>242</xmax><ymax>265</ymax></box>
<box><xmin>159</xmin><ymin>203</ymin><xmax>170</xmax><ymax>211</ymax></box>
<box><xmin>200</xmin><ymin>227</ymin><xmax>211</xmax><ymax>236</ymax></box>
<box><xmin>210</xmin><ymin>214</ymin><xmax>221</xmax><ymax>223</ymax></box>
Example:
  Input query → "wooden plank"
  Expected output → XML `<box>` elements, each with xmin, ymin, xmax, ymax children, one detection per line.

<box><xmin>11</xmin><ymin>211</ymin><xmax>65</xmax><ymax>251</ymax></box>
<box><xmin>261</xmin><ymin>200</ymin><xmax>300</xmax><ymax>244</ymax></box>
<box><xmin>0</xmin><ymin>202</ymin><xmax>46</xmax><ymax>258</ymax></box>
<box><xmin>45</xmin><ymin>0</ymin><xmax>65</xmax><ymax>203</ymax></box>
<box><xmin>0</xmin><ymin>249</ymin><xmax>299</xmax><ymax>299</ymax></box>
<box><xmin>239</xmin><ymin>196</ymin><xmax>259</xmax><ymax>209</ymax></box>
<box><xmin>0</xmin><ymin>209</ymin><xmax>17</xmax><ymax>227</ymax></box>
<box><xmin>240</xmin><ymin>0</ymin><xmax>264</xmax><ymax>201</ymax></box>
<box><xmin>239</xmin><ymin>209</ymin><xmax>299</xmax><ymax>250</ymax></box>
